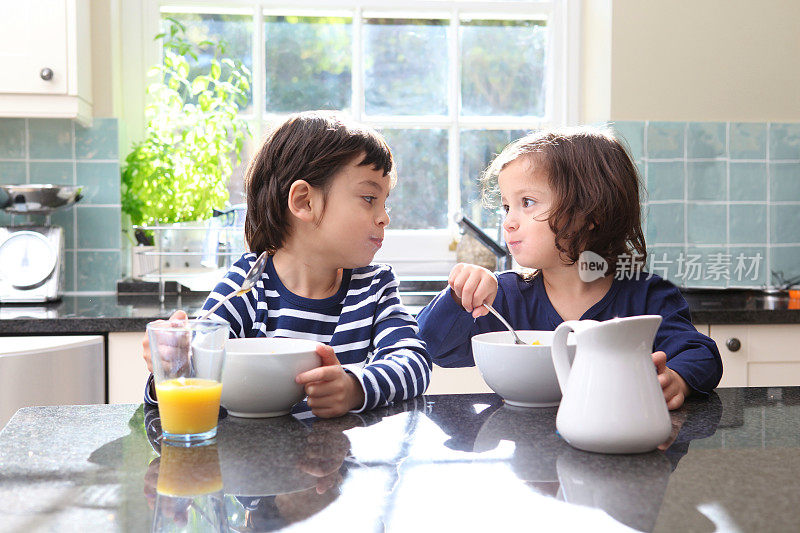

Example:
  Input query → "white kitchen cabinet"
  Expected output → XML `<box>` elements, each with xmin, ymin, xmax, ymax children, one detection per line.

<box><xmin>0</xmin><ymin>335</ymin><xmax>104</xmax><ymax>428</ymax></box>
<box><xmin>710</xmin><ymin>324</ymin><xmax>800</xmax><ymax>388</ymax></box>
<box><xmin>426</xmin><ymin>366</ymin><xmax>493</xmax><ymax>395</ymax></box>
<box><xmin>0</xmin><ymin>0</ymin><xmax>92</xmax><ymax>125</ymax></box>
<box><xmin>108</xmin><ymin>332</ymin><xmax>150</xmax><ymax>404</ymax></box>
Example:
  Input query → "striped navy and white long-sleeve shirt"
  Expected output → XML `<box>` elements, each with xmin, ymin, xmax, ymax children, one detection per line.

<box><xmin>145</xmin><ymin>253</ymin><xmax>431</xmax><ymax>412</ymax></box>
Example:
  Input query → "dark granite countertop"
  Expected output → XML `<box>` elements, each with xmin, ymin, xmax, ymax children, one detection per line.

<box><xmin>680</xmin><ymin>288</ymin><xmax>800</xmax><ymax>324</ymax></box>
<box><xmin>0</xmin><ymin>388</ymin><xmax>798</xmax><ymax>531</ymax></box>
<box><xmin>0</xmin><ymin>294</ymin><xmax>209</xmax><ymax>334</ymax></box>
<box><xmin>0</xmin><ymin>287</ymin><xmax>798</xmax><ymax>335</ymax></box>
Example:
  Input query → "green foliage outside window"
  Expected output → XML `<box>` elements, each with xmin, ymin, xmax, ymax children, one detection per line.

<box><xmin>121</xmin><ymin>19</ymin><xmax>251</xmax><ymax>226</ymax></box>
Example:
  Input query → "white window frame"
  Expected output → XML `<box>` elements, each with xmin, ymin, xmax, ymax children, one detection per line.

<box><xmin>121</xmin><ymin>0</ymin><xmax>581</xmax><ymax>275</ymax></box>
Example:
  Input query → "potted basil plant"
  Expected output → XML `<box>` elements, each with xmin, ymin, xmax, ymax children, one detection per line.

<box><xmin>122</xmin><ymin>19</ymin><xmax>251</xmax><ymax>278</ymax></box>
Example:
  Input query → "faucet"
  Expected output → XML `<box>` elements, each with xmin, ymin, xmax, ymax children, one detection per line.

<box><xmin>455</xmin><ymin>213</ymin><xmax>513</xmax><ymax>271</ymax></box>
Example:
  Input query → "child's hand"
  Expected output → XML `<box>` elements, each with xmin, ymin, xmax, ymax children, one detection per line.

<box><xmin>142</xmin><ymin>310</ymin><xmax>188</xmax><ymax>373</ymax></box>
<box><xmin>652</xmin><ymin>351</ymin><xmax>691</xmax><ymax>410</ymax></box>
<box><xmin>296</xmin><ymin>345</ymin><xmax>365</xmax><ymax>418</ymax></box>
<box><xmin>448</xmin><ymin>263</ymin><xmax>498</xmax><ymax>318</ymax></box>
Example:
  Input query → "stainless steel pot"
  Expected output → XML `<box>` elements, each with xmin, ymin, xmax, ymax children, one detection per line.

<box><xmin>0</xmin><ymin>184</ymin><xmax>83</xmax><ymax>215</ymax></box>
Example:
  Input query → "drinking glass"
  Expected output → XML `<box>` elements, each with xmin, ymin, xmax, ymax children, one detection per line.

<box><xmin>147</xmin><ymin>319</ymin><xmax>228</xmax><ymax>445</ymax></box>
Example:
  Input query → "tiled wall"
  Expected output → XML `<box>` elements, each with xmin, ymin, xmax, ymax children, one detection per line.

<box><xmin>613</xmin><ymin>121</ymin><xmax>800</xmax><ymax>289</ymax></box>
<box><xmin>0</xmin><ymin>118</ymin><xmax>121</xmax><ymax>293</ymax></box>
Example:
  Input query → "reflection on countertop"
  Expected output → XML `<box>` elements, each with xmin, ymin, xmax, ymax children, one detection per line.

<box><xmin>1</xmin><ymin>388</ymin><xmax>799</xmax><ymax>531</ymax></box>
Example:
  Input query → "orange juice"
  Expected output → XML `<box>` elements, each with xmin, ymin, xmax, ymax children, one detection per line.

<box><xmin>157</xmin><ymin>444</ymin><xmax>223</xmax><ymax>496</ymax></box>
<box><xmin>155</xmin><ymin>377</ymin><xmax>222</xmax><ymax>435</ymax></box>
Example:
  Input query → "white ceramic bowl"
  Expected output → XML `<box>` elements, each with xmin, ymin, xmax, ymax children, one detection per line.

<box><xmin>222</xmin><ymin>337</ymin><xmax>321</xmax><ymax>418</ymax></box>
<box><xmin>472</xmin><ymin>330</ymin><xmax>575</xmax><ymax>407</ymax></box>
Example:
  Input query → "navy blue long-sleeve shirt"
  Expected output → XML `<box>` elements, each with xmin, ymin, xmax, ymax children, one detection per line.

<box><xmin>417</xmin><ymin>271</ymin><xmax>722</xmax><ymax>395</ymax></box>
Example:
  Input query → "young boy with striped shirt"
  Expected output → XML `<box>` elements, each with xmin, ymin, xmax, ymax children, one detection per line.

<box><xmin>142</xmin><ymin>111</ymin><xmax>431</xmax><ymax>418</ymax></box>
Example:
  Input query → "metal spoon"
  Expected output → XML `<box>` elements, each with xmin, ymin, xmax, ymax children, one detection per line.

<box><xmin>198</xmin><ymin>251</ymin><xmax>268</xmax><ymax>320</ymax></box>
<box><xmin>482</xmin><ymin>303</ymin><xmax>527</xmax><ymax>345</ymax></box>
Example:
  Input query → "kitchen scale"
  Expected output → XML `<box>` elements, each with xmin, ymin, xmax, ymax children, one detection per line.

<box><xmin>0</xmin><ymin>184</ymin><xmax>83</xmax><ymax>303</ymax></box>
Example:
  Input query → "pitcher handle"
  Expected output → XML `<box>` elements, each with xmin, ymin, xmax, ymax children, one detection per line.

<box><xmin>551</xmin><ymin>320</ymin><xmax>582</xmax><ymax>393</ymax></box>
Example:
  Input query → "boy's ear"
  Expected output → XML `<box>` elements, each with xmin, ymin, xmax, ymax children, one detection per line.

<box><xmin>287</xmin><ymin>180</ymin><xmax>317</xmax><ymax>222</ymax></box>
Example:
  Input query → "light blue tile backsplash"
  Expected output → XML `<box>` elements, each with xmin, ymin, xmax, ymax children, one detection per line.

<box><xmin>645</xmin><ymin>203</ymin><xmax>684</xmax><ymax>244</ymax></box>
<box><xmin>0</xmin><ymin>161</ymin><xmax>26</xmax><ymax>183</ymax></box>
<box><xmin>729</xmin><ymin>162</ymin><xmax>767</xmax><ymax>201</ymax></box>
<box><xmin>730</xmin><ymin>123</ymin><xmax>767</xmax><ymax>159</ymax></box>
<box><xmin>770</xmin><ymin>205</ymin><xmax>800</xmax><ymax>244</ymax></box>
<box><xmin>76</xmin><ymin>120</ymin><xmax>119</xmax><ymax>160</ymax></box>
<box><xmin>29</xmin><ymin>161</ymin><xmax>73</xmax><ymax>185</ymax></box>
<box><xmin>647</xmin><ymin>122</ymin><xmax>685</xmax><ymax>159</ymax></box>
<box><xmin>687</xmin><ymin>161</ymin><xmax>726</xmax><ymax>201</ymax></box>
<box><xmin>613</xmin><ymin>121</ymin><xmax>644</xmax><ymax>161</ymax></box>
<box><xmin>0</xmin><ymin>118</ymin><xmax>25</xmax><ymax>159</ymax></box>
<box><xmin>687</xmin><ymin>204</ymin><xmax>726</xmax><ymax>244</ymax></box>
<box><xmin>770</xmin><ymin>163</ymin><xmax>800</xmax><ymax>201</ymax></box>
<box><xmin>0</xmin><ymin>117</ymin><xmax>121</xmax><ymax>293</ymax></box>
<box><xmin>729</xmin><ymin>204</ymin><xmax>766</xmax><ymax>244</ymax></box>
<box><xmin>646</xmin><ymin>161</ymin><xmax>684</xmax><ymax>201</ymax></box>
<box><xmin>77</xmin><ymin>251</ymin><xmax>120</xmax><ymax>292</ymax></box>
<box><xmin>613</xmin><ymin>121</ymin><xmax>800</xmax><ymax>288</ymax></box>
<box><xmin>769</xmin><ymin>123</ymin><xmax>800</xmax><ymax>160</ymax></box>
<box><xmin>727</xmin><ymin>246</ymin><xmax>767</xmax><ymax>288</ymax></box>
<box><xmin>77</xmin><ymin>162</ymin><xmax>121</xmax><ymax>205</ymax></box>
<box><xmin>687</xmin><ymin>122</ymin><xmax>726</xmax><ymax>159</ymax></box>
<box><xmin>28</xmin><ymin>119</ymin><xmax>73</xmax><ymax>160</ymax></box>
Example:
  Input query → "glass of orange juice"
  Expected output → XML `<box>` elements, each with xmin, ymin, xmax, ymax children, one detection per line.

<box><xmin>147</xmin><ymin>319</ymin><xmax>228</xmax><ymax>445</ymax></box>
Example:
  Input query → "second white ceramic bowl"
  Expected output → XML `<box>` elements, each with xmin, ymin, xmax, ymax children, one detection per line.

<box><xmin>222</xmin><ymin>337</ymin><xmax>321</xmax><ymax>418</ymax></box>
<box><xmin>472</xmin><ymin>330</ymin><xmax>575</xmax><ymax>407</ymax></box>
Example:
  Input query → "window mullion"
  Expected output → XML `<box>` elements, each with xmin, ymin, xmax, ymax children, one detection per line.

<box><xmin>565</xmin><ymin>0</ymin><xmax>581</xmax><ymax>125</ymax></box>
<box><xmin>254</xmin><ymin>4</ymin><xmax>265</xmax><ymax>138</ymax></box>
<box><xmin>447</xmin><ymin>7</ymin><xmax>461</xmax><ymax>236</ymax></box>
<box><xmin>352</xmin><ymin>7</ymin><xmax>364</xmax><ymax>121</ymax></box>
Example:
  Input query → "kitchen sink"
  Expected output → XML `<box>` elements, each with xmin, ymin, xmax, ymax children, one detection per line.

<box><xmin>397</xmin><ymin>276</ymin><xmax>447</xmax><ymax>310</ymax></box>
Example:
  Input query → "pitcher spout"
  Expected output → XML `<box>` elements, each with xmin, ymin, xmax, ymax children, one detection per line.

<box><xmin>582</xmin><ymin>315</ymin><xmax>662</xmax><ymax>356</ymax></box>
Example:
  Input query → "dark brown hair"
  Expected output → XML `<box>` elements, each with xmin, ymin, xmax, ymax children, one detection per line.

<box><xmin>483</xmin><ymin>126</ymin><xmax>646</xmax><ymax>273</ymax></box>
<box><xmin>244</xmin><ymin>111</ymin><xmax>394</xmax><ymax>255</ymax></box>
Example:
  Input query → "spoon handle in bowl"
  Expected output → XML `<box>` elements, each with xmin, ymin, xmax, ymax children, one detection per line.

<box><xmin>482</xmin><ymin>304</ymin><xmax>527</xmax><ymax>345</ymax></box>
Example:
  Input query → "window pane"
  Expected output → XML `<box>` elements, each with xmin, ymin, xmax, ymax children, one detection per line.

<box><xmin>265</xmin><ymin>16</ymin><xmax>352</xmax><ymax>112</ymax></box>
<box><xmin>364</xmin><ymin>19</ymin><xmax>448</xmax><ymax>116</ymax></box>
<box><xmin>161</xmin><ymin>13</ymin><xmax>253</xmax><ymax>113</ymax></box>
<box><xmin>461</xmin><ymin>19</ymin><xmax>546</xmax><ymax>116</ymax></box>
<box><xmin>460</xmin><ymin>129</ymin><xmax>528</xmax><ymax>228</ymax></box>
<box><xmin>380</xmin><ymin>129</ymin><xmax>448</xmax><ymax>229</ymax></box>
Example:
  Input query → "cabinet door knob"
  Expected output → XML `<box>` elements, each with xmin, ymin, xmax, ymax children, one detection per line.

<box><xmin>726</xmin><ymin>338</ymin><xmax>741</xmax><ymax>352</ymax></box>
<box><xmin>40</xmin><ymin>68</ymin><xmax>53</xmax><ymax>81</ymax></box>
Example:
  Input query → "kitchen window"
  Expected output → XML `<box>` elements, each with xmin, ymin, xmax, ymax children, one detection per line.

<box><xmin>142</xmin><ymin>1</ymin><xmax>579</xmax><ymax>272</ymax></box>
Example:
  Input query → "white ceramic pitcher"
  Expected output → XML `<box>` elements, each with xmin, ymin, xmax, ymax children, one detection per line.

<box><xmin>551</xmin><ymin>315</ymin><xmax>671</xmax><ymax>454</ymax></box>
